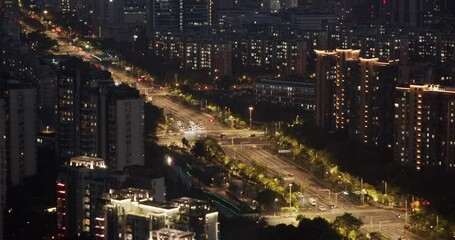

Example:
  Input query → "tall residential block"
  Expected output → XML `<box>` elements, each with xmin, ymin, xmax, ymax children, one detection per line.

<box><xmin>314</xmin><ymin>49</ymin><xmax>359</xmax><ymax>132</ymax></box>
<box><xmin>0</xmin><ymin>98</ymin><xmax>4</xmax><ymax>240</ymax></box>
<box><xmin>357</xmin><ymin>58</ymin><xmax>398</xmax><ymax>147</ymax></box>
<box><xmin>395</xmin><ymin>84</ymin><xmax>455</xmax><ymax>170</ymax></box>
<box><xmin>2</xmin><ymin>80</ymin><xmax>36</xmax><ymax>186</ymax></box>
<box><xmin>106</xmin><ymin>85</ymin><xmax>144</xmax><ymax>170</ymax></box>
<box><xmin>56</xmin><ymin>157</ymin><xmax>166</xmax><ymax>239</ymax></box>
<box><xmin>315</xmin><ymin>50</ymin><xmax>399</xmax><ymax>147</ymax></box>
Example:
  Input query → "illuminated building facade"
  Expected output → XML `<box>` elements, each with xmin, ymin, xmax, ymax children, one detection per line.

<box><xmin>357</xmin><ymin>58</ymin><xmax>398</xmax><ymax>146</ymax></box>
<box><xmin>395</xmin><ymin>84</ymin><xmax>455</xmax><ymax>170</ymax></box>
<box><xmin>315</xmin><ymin>49</ymin><xmax>398</xmax><ymax>147</ymax></box>
<box><xmin>314</xmin><ymin>49</ymin><xmax>359</xmax><ymax>132</ymax></box>
<box><xmin>237</xmin><ymin>37</ymin><xmax>307</xmax><ymax>75</ymax></box>
<box><xmin>56</xmin><ymin>158</ymin><xmax>166</xmax><ymax>239</ymax></box>
<box><xmin>98</xmin><ymin>191</ymin><xmax>218</xmax><ymax>240</ymax></box>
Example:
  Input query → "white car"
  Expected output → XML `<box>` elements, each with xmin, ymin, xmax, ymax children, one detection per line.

<box><xmin>318</xmin><ymin>206</ymin><xmax>327</xmax><ymax>211</ymax></box>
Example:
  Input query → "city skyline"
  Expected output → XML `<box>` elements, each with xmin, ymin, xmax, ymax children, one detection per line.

<box><xmin>1</xmin><ymin>0</ymin><xmax>455</xmax><ymax>239</ymax></box>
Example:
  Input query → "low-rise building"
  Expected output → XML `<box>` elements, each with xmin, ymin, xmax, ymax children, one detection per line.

<box><xmin>254</xmin><ymin>77</ymin><xmax>315</xmax><ymax>110</ymax></box>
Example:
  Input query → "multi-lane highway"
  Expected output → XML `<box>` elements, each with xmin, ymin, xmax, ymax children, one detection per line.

<box><xmin>23</xmin><ymin>18</ymin><xmax>425</xmax><ymax>240</ymax></box>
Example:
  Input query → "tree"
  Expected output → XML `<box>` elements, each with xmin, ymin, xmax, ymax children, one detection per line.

<box><xmin>254</xmin><ymin>189</ymin><xmax>282</xmax><ymax>210</ymax></box>
<box><xmin>333</xmin><ymin>213</ymin><xmax>363</xmax><ymax>238</ymax></box>
<box><xmin>26</xmin><ymin>31</ymin><xmax>58</xmax><ymax>52</ymax></box>
<box><xmin>216</xmin><ymin>75</ymin><xmax>235</xmax><ymax>91</ymax></box>
<box><xmin>181</xmin><ymin>137</ymin><xmax>189</xmax><ymax>148</ymax></box>
<box><xmin>297</xmin><ymin>217</ymin><xmax>342</xmax><ymax>240</ymax></box>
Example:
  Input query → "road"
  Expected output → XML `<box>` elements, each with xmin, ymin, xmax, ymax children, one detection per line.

<box><xmin>22</xmin><ymin>17</ymin><xmax>424</xmax><ymax>240</ymax></box>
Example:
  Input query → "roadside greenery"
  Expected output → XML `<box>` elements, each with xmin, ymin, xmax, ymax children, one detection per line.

<box><xmin>190</xmin><ymin>137</ymin><xmax>297</xmax><ymax>207</ymax></box>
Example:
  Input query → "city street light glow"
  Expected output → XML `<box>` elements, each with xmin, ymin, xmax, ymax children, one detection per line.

<box><xmin>166</xmin><ymin>156</ymin><xmax>172</xmax><ymax>166</ymax></box>
<box><xmin>249</xmin><ymin>106</ymin><xmax>253</xmax><ymax>129</ymax></box>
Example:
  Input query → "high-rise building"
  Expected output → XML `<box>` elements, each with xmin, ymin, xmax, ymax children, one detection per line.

<box><xmin>56</xmin><ymin>156</ymin><xmax>108</xmax><ymax>239</ymax></box>
<box><xmin>314</xmin><ymin>50</ymin><xmax>337</xmax><ymax>132</ymax></box>
<box><xmin>149</xmin><ymin>0</ymin><xmax>182</xmax><ymax>33</ymax></box>
<box><xmin>387</xmin><ymin>0</ymin><xmax>450</xmax><ymax>27</ymax></box>
<box><xmin>99</xmin><ymin>192</ymin><xmax>219</xmax><ymax>240</ymax></box>
<box><xmin>57</xmin><ymin>70</ymin><xmax>80</xmax><ymax>160</ymax></box>
<box><xmin>57</xmin><ymin>65</ymin><xmax>116</xmax><ymax>162</ymax></box>
<box><xmin>56</xmin><ymin>157</ymin><xmax>166</xmax><ymax>239</ymax></box>
<box><xmin>283</xmin><ymin>0</ymin><xmax>298</xmax><ymax>8</ymax></box>
<box><xmin>183</xmin><ymin>0</ymin><xmax>212</xmax><ymax>31</ymax></box>
<box><xmin>2</xmin><ymin>80</ymin><xmax>36</xmax><ymax>186</ymax></box>
<box><xmin>106</xmin><ymin>85</ymin><xmax>144</xmax><ymax>170</ymax></box>
<box><xmin>395</xmin><ymin>84</ymin><xmax>455</xmax><ymax>170</ymax></box>
<box><xmin>149</xmin><ymin>0</ymin><xmax>213</xmax><ymax>34</ymax></box>
<box><xmin>315</xmin><ymin>49</ymin><xmax>398</xmax><ymax>147</ymax></box>
<box><xmin>92</xmin><ymin>0</ymin><xmax>126</xmax><ymax>38</ymax></box>
<box><xmin>314</xmin><ymin>49</ymin><xmax>360</xmax><ymax>132</ymax></box>
<box><xmin>0</xmin><ymin>0</ymin><xmax>20</xmax><ymax>40</ymax></box>
<box><xmin>0</xmin><ymin>98</ymin><xmax>5</xmax><ymax>240</ymax></box>
<box><xmin>356</xmin><ymin>58</ymin><xmax>397</xmax><ymax>146</ymax></box>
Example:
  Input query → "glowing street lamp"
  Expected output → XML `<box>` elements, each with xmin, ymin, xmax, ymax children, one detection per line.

<box><xmin>249</xmin><ymin>106</ymin><xmax>253</xmax><ymax>129</ymax></box>
<box><xmin>166</xmin><ymin>156</ymin><xmax>172</xmax><ymax>166</ymax></box>
<box><xmin>274</xmin><ymin>198</ymin><xmax>278</xmax><ymax>212</ymax></box>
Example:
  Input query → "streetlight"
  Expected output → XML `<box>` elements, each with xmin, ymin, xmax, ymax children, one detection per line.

<box><xmin>274</xmin><ymin>198</ymin><xmax>278</xmax><ymax>214</ymax></box>
<box><xmin>166</xmin><ymin>155</ymin><xmax>172</xmax><ymax>166</ymax></box>
<box><xmin>333</xmin><ymin>192</ymin><xmax>342</xmax><ymax>207</ymax></box>
<box><xmin>319</xmin><ymin>189</ymin><xmax>330</xmax><ymax>200</ymax></box>
<box><xmin>249</xmin><ymin>106</ymin><xmax>253</xmax><ymax>129</ymax></box>
<box><xmin>382</xmin><ymin>180</ymin><xmax>388</xmax><ymax>196</ymax></box>
<box><xmin>132</xmin><ymin>34</ymin><xmax>138</xmax><ymax>51</ymax></box>
<box><xmin>289</xmin><ymin>183</ymin><xmax>292</xmax><ymax>208</ymax></box>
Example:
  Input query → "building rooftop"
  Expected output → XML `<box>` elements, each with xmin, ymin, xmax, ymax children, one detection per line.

<box><xmin>69</xmin><ymin>156</ymin><xmax>106</xmax><ymax>169</ymax></box>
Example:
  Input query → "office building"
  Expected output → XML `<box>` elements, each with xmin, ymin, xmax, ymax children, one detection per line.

<box><xmin>395</xmin><ymin>84</ymin><xmax>455</xmax><ymax>170</ymax></box>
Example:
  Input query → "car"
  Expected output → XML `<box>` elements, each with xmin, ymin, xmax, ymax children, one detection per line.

<box><xmin>287</xmin><ymin>172</ymin><xmax>294</xmax><ymax>177</ymax></box>
<box><xmin>330</xmin><ymin>204</ymin><xmax>336</xmax><ymax>209</ymax></box>
<box><xmin>219</xmin><ymin>133</ymin><xmax>226</xmax><ymax>138</ymax></box>
<box><xmin>249</xmin><ymin>133</ymin><xmax>256</xmax><ymax>137</ymax></box>
<box><xmin>318</xmin><ymin>206</ymin><xmax>327</xmax><ymax>211</ymax></box>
